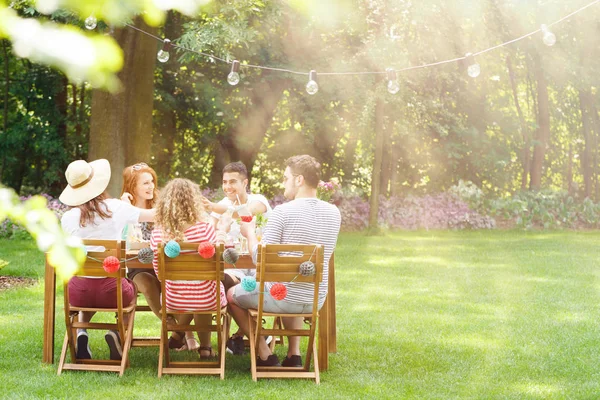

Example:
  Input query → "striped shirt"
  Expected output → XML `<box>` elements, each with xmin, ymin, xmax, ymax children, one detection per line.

<box><xmin>259</xmin><ymin>197</ymin><xmax>341</xmax><ymax>307</ymax></box>
<box><xmin>150</xmin><ymin>223</ymin><xmax>227</xmax><ymax>311</ymax></box>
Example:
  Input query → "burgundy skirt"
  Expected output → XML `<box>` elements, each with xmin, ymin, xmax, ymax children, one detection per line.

<box><xmin>68</xmin><ymin>277</ymin><xmax>136</xmax><ymax>308</ymax></box>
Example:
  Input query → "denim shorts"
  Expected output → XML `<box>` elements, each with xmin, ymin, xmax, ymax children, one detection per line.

<box><xmin>231</xmin><ymin>284</ymin><xmax>315</xmax><ymax>314</ymax></box>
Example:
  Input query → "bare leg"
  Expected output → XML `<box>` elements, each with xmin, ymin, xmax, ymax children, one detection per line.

<box><xmin>226</xmin><ymin>287</ymin><xmax>271</xmax><ymax>360</ymax></box>
<box><xmin>132</xmin><ymin>272</ymin><xmax>161</xmax><ymax>318</ymax></box>
<box><xmin>282</xmin><ymin>317</ymin><xmax>303</xmax><ymax>357</ymax></box>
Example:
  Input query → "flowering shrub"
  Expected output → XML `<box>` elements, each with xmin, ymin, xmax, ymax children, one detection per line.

<box><xmin>317</xmin><ymin>180</ymin><xmax>340</xmax><ymax>203</ymax></box>
<box><xmin>0</xmin><ymin>194</ymin><xmax>68</xmax><ymax>238</ymax></box>
<box><xmin>488</xmin><ymin>190</ymin><xmax>600</xmax><ymax>229</ymax></box>
<box><xmin>338</xmin><ymin>193</ymin><xmax>495</xmax><ymax>231</ymax></box>
<box><xmin>448</xmin><ymin>180</ymin><xmax>484</xmax><ymax>211</ymax></box>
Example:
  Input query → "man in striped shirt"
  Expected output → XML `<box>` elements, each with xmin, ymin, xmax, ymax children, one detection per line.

<box><xmin>228</xmin><ymin>155</ymin><xmax>341</xmax><ymax>367</ymax></box>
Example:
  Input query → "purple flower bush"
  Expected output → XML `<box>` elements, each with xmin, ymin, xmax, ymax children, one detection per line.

<box><xmin>338</xmin><ymin>193</ymin><xmax>495</xmax><ymax>231</ymax></box>
<box><xmin>0</xmin><ymin>194</ymin><xmax>68</xmax><ymax>238</ymax></box>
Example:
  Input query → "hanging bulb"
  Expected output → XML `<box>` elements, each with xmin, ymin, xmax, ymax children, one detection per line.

<box><xmin>386</xmin><ymin>68</ymin><xmax>400</xmax><ymax>94</ymax></box>
<box><xmin>157</xmin><ymin>39</ymin><xmax>171</xmax><ymax>63</ymax></box>
<box><xmin>306</xmin><ymin>70</ymin><xmax>318</xmax><ymax>95</ymax></box>
<box><xmin>84</xmin><ymin>15</ymin><xmax>97</xmax><ymax>30</ymax></box>
<box><xmin>465</xmin><ymin>53</ymin><xmax>480</xmax><ymax>78</ymax></box>
<box><xmin>540</xmin><ymin>24</ymin><xmax>556</xmax><ymax>47</ymax></box>
<box><xmin>228</xmin><ymin>60</ymin><xmax>240</xmax><ymax>85</ymax></box>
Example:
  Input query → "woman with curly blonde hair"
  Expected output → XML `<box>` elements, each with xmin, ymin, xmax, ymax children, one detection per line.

<box><xmin>150</xmin><ymin>178</ymin><xmax>227</xmax><ymax>358</ymax></box>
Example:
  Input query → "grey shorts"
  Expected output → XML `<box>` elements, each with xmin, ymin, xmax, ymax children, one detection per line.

<box><xmin>231</xmin><ymin>284</ymin><xmax>316</xmax><ymax>314</ymax></box>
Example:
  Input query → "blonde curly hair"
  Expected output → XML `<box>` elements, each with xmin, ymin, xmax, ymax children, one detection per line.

<box><xmin>155</xmin><ymin>178</ymin><xmax>206</xmax><ymax>241</ymax></box>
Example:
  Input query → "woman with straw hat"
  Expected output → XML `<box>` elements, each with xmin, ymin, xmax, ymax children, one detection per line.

<box><xmin>59</xmin><ymin>159</ymin><xmax>155</xmax><ymax>361</ymax></box>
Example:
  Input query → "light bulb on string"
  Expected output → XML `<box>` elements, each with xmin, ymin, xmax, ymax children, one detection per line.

<box><xmin>157</xmin><ymin>39</ymin><xmax>171</xmax><ymax>63</ymax></box>
<box><xmin>465</xmin><ymin>53</ymin><xmax>480</xmax><ymax>78</ymax></box>
<box><xmin>228</xmin><ymin>60</ymin><xmax>240</xmax><ymax>85</ymax></box>
<box><xmin>306</xmin><ymin>70</ymin><xmax>318</xmax><ymax>95</ymax></box>
<box><xmin>84</xmin><ymin>15</ymin><xmax>97</xmax><ymax>30</ymax></box>
<box><xmin>540</xmin><ymin>24</ymin><xmax>556</xmax><ymax>46</ymax></box>
<box><xmin>386</xmin><ymin>68</ymin><xmax>400</xmax><ymax>94</ymax></box>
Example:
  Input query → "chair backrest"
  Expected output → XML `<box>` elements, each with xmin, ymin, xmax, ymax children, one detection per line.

<box><xmin>256</xmin><ymin>243</ymin><xmax>324</xmax><ymax>284</ymax></box>
<box><xmin>64</xmin><ymin>240</ymin><xmax>127</xmax><ymax>312</ymax></box>
<box><xmin>157</xmin><ymin>242</ymin><xmax>224</xmax><ymax>282</ymax></box>
<box><xmin>255</xmin><ymin>244</ymin><xmax>324</xmax><ymax>311</ymax></box>
<box><xmin>75</xmin><ymin>239</ymin><xmax>126</xmax><ymax>278</ymax></box>
<box><xmin>157</xmin><ymin>242</ymin><xmax>225</xmax><ymax>314</ymax></box>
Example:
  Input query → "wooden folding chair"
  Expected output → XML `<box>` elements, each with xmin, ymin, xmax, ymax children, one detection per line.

<box><xmin>156</xmin><ymin>242</ymin><xmax>228</xmax><ymax>379</ymax></box>
<box><xmin>248</xmin><ymin>244</ymin><xmax>324</xmax><ymax>383</ymax></box>
<box><xmin>57</xmin><ymin>240</ymin><xmax>136</xmax><ymax>376</ymax></box>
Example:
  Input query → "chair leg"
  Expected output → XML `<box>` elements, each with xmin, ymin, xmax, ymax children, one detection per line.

<box><xmin>158</xmin><ymin>323</ymin><xmax>166</xmax><ymax>378</ymax></box>
<box><xmin>57</xmin><ymin>332</ymin><xmax>69</xmax><ymax>375</ymax></box>
<box><xmin>247</xmin><ymin>312</ymin><xmax>258</xmax><ymax>382</ymax></box>
<box><xmin>119</xmin><ymin>311</ymin><xmax>135</xmax><ymax>376</ymax></box>
<box><xmin>312</xmin><ymin>339</ymin><xmax>320</xmax><ymax>384</ymax></box>
<box><xmin>219</xmin><ymin>316</ymin><xmax>227</xmax><ymax>380</ymax></box>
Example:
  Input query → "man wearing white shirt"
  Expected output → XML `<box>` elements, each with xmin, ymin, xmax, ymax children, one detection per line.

<box><xmin>203</xmin><ymin>161</ymin><xmax>273</xmax><ymax>355</ymax></box>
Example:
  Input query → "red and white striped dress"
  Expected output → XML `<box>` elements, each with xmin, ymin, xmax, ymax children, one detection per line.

<box><xmin>150</xmin><ymin>222</ymin><xmax>227</xmax><ymax>311</ymax></box>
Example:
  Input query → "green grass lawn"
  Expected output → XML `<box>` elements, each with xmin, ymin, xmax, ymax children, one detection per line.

<box><xmin>1</xmin><ymin>231</ymin><xmax>600</xmax><ymax>399</ymax></box>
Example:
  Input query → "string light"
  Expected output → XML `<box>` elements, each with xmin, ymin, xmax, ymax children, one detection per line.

<box><xmin>386</xmin><ymin>68</ymin><xmax>400</xmax><ymax>94</ymax></box>
<box><xmin>84</xmin><ymin>15</ymin><xmax>97</xmax><ymax>30</ymax></box>
<box><xmin>306</xmin><ymin>70</ymin><xmax>318</xmax><ymax>95</ymax></box>
<box><xmin>157</xmin><ymin>38</ymin><xmax>171</xmax><ymax>63</ymax></box>
<box><xmin>465</xmin><ymin>53</ymin><xmax>480</xmax><ymax>78</ymax></box>
<box><xmin>228</xmin><ymin>60</ymin><xmax>240</xmax><ymax>85</ymax></box>
<box><xmin>117</xmin><ymin>0</ymin><xmax>597</xmax><ymax>88</ymax></box>
<box><xmin>540</xmin><ymin>24</ymin><xmax>556</xmax><ymax>46</ymax></box>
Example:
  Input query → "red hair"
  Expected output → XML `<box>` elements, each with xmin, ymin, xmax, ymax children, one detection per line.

<box><xmin>120</xmin><ymin>163</ymin><xmax>159</xmax><ymax>209</ymax></box>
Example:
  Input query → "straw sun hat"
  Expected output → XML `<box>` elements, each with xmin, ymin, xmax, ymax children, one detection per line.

<box><xmin>59</xmin><ymin>159</ymin><xmax>111</xmax><ymax>206</ymax></box>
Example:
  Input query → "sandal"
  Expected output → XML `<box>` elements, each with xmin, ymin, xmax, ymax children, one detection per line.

<box><xmin>198</xmin><ymin>346</ymin><xmax>216</xmax><ymax>359</ymax></box>
<box><xmin>176</xmin><ymin>337</ymin><xmax>200</xmax><ymax>352</ymax></box>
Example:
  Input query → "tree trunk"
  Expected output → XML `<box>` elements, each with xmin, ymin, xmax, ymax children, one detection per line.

<box><xmin>578</xmin><ymin>89</ymin><xmax>593</xmax><ymax>198</ymax></box>
<box><xmin>379</xmin><ymin>124</ymin><xmax>392</xmax><ymax>197</ymax></box>
<box><xmin>506</xmin><ymin>54</ymin><xmax>530</xmax><ymax>191</ymax></box>
<box><xmin>1</xmin><ymin>39</ymin><xmax>10</xmax><ymax>178</ymax></box>
<box><xmin>341</xmin><ymin>128</ymin><xmax>358</xmax><ymax>184</ymax></box>
<box><xmin>368</xmin><ymin>97</ymin><xmax>384</xmax><ymax>230</ymax></box>
<box><xmin>49</xmin><ymin>75</ymin><xmax>69</xmax><ymax>194</ymax></box>
<box><xmin>88</xmin><ymin>17</ymin><xmax>157</xmax><ymax>196</ymax></box>
<box><xmin>529</xmin><ymin>53</ymin><xmax>549</xmax><ymax>191</ymax></box>
<box><xmin>78</xmin><ymin>82</ymin><xmax>87</xmax><ymax>159</ymax></box>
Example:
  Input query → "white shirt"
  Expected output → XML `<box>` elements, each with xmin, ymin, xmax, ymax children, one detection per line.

<box><xmin>210</xmin><ymin>193</ymin><xmax>272</xmax><ymax>220</ymax></box>
<box><xmin>61</xmin><ymin>198</ymin><xmax>141</xmax><ymax>240</ymax></box>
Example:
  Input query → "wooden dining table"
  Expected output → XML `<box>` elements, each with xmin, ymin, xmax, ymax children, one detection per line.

<box><xmin>42</xmin><ymin>250</ymin><xmax>337</xmax><ymax>371</ymax></box>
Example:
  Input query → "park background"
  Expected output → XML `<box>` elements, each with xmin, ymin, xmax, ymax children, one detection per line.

<box><xmin>1</xmin><ymin>0</ymin><xmax>600</xmax><ymax>398</ymax></box>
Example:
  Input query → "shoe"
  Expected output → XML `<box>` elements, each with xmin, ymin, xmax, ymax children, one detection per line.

<box><xmin>256</xmin><ymin>354</ymin><xmax>280</xmax><ymax>367</ymax></box>
<box><xmin>176</xmin><ymin>336</ymin><xmax>199</xmax><ymax>352</ymax></box>
<box><xmin>76</xmin><ymin>331</ymin><xmax>92</xmax><ymax>359</ymax></box>
<box><xmin>265</xmin><ymin>335</ymin><xmax>273</xmax><ymax>345</ymax></box>
<box><xmin>226</xmin><ymin>335</ymin><xmax>245</xmax><ymax>355</ymax></box>
<box><xmin>198</xmin><ymin>346</ymin><xmax>216</xmax><ymax>359</ymax></box>
<box><xmin>282</xmin><ymin>355</ymin><xmax>302</xmax><ymax>367</ymax></box>
<box><xmin>105</xmin><ymin>330</ymin><xmax>123</xmax><ymax>360</ymax></box>
<box><xmin>168</xmin><ymin>332</ymin><xmax>185</xmax><ymax>349</ymax></box>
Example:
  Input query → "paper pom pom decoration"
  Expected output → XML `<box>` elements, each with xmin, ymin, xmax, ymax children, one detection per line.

<box><xmin>299</xmin><ymin>260</ymin><xmax>316</xmax><ymax>276</ymax></box>
<box><xmin>270</xmin><ymin>283</ymin><xmax>287</xmax><ymax>300</ymax></box>
<box><xmin>165</xmin><ymin>240</ymin><xmax>181</xmax><ymax>258</ymax></box>
<box><xmin>240</xmin><ymin>215</ymin><xmax>253</xmax><ymax>223</ymax></box>
<box><xmin>138</xmin><ymin>247</ymin><xmax>154</xmax><ymax>264</ymax></box>
<box><xmin>103</xmin><ymin>256</ymin><xmax>120</xmax><ymax>273</ymax></box>
<box><xmin>241</xmin><ymin>276</ymin><xmax>257</xmax><ymax>292</ymax></box>
<box><xmin>198</xmin><ymin>242</ymin><xmax>215</xmax><ymax>259</ymax></box>
<box><xmin>222</xmin><ymin>248</ymin><xmax>239</xmax><ymax>264</ymax></box>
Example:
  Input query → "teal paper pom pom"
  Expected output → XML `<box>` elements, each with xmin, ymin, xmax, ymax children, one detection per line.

<box><xmin>299</xmin><ymin>261</ymin><xmax>316</xmax><ymax>276</ymax></box>
<box><xmin>165</xmin><ymin>240</ymin><xmax>181</xmax><ymax>258</ymax></box>
<box><xmin>138</xmin><ymin>247</ymin><xmax>154</xmax><ymax>264</ymax></box>
<box><xmin>222</xmin><ymin>248</ymin><xmax>239</xmax><ymax>265</ymax></box>
<box><xmin>241</xmin><ymin>276</ymin><xmax>257</xmax><ymax>292</ymax></box>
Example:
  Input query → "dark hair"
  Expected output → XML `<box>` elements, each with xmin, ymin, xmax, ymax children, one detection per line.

<box><xmin>285</xmin><ymin>155</ymin><xmax>321</xmax><ymax>188</ymax></box>
<box><xmin>223</xmin><ymin>161</ymin><xmax>248</xmax><ymax>179</ymax></box>
<box><xmin>77</xmin><ymin>191</ymin><xmax>113</xmax><ymax>227</ymax></box>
